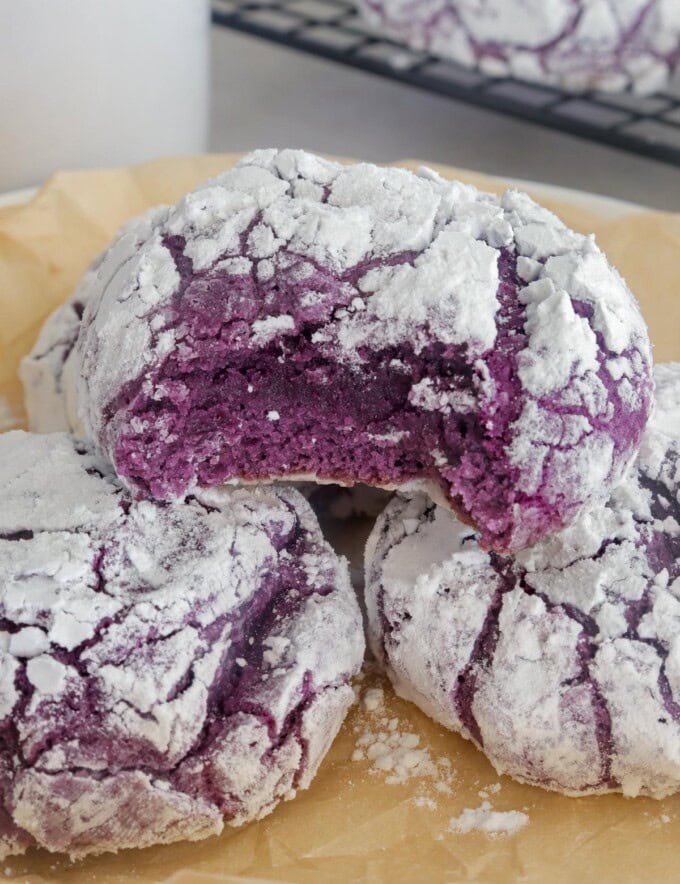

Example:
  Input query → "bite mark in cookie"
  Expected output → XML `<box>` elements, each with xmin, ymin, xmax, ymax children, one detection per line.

<box><xmin>74</xmin><ymin>150</ymin><xmax>652</xmax><ymax>551</ymax></box>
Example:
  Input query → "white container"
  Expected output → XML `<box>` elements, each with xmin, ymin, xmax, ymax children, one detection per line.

<box><xmin>0</xmin><ymin>0</ymin><xmax>210</xmax><ymax>191</ymax></box>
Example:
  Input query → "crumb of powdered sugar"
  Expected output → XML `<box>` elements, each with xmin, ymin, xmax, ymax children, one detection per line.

<box><xmin>413</xmin><ymin>796</ymin><xmax>437</xmax><ymax>810</ymax></box>
<box><xmin>352</xmin><ymin>685</ymin><xmax>454</xmax><ymax>790</ymax></box>
<box><xmin>361</xmin><ymin>686</ymin><xmax>385</xmax><ymax>713</ymax></box>
<box><xmin>447</xmin><ymin>801</ymin><xmax>528</xmax><ymax>837</ymax></box>
<box><xmin>478</xmin><ymin>782</ymin><xmax>502</xmax><ymax>799</ymax></box>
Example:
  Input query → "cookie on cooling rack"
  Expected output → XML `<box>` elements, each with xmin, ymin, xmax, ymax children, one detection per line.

<box><xmin>356</xmin><ymin>0</ymin><xmax>680</xmax><ymax>94</ymax></box>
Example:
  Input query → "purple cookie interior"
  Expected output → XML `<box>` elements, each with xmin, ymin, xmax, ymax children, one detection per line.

<box><xmin>111</xmin><ymin>239</ymin><xmax>647</xmax><ymax>552</ymax></box>
<box><xmin>77</xmin><ymin>153</ymin><xmax>652</xmax><ymax>553</ymax></box>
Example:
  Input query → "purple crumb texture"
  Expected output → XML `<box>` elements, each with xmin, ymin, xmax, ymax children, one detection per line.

<box><xmin>76</xmin><ymin>153</ymin><xmax>653</xmax><ymax>554</ymax></box>
<box><xmin>0</xmin><ymin>432</ymin><xmax>363</xmax><ymax>860</ymax></box>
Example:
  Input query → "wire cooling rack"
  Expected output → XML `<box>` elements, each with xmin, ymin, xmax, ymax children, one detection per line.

<box><xmin>212</xmin><ymin>0</ymin><xmax>680</xmax><ymax>168</ymax></box>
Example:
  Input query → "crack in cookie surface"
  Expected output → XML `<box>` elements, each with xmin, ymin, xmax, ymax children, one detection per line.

<box><xmin>74</xmin><ymin>150</ymin><xmax>653</xmax><ymax>552</ymax></box>
<box><xmin>365</xmin><ymin>364</ymin><xmax>680</xmax><ymax>797</ymax></box>
<box><xmin>0</xmin><ymin>432</ymin><xmax>363</xmax><ymax>860</ymax></box>
<box><xmin>355</xmin><ymin>0</ymin><xmax>680</xmax><ymax>94</ymax></box>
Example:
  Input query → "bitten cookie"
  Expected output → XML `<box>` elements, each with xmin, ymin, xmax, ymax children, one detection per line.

<box><xmin>19</xmin><ymin>207</ymin><xmax>170</xmax><ymax>435</ymax></box>
<box><xmin>365</xmin><ymin>364</ymin><xmax>680</xmax><ymax>798</ymax></box>
<box><xmin>0</xmin><ymin>432</ymin><xmax>363</xmax><ymax>860</ymax></box>
<box><xmin>356</xmin><ymin>0</ymin><xmax>680</xmax><ymax>95</ymax></box>
<box><xmin>75</xmin><ymin>149</ymin><xmax>652</xmax><ymax>552</ymax></box>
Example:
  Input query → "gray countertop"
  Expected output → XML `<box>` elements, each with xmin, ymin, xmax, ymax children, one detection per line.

<box><xmin>209</xmin><ymin>26</ymin><xmax>680</xmax><ymax>211</ymax></box>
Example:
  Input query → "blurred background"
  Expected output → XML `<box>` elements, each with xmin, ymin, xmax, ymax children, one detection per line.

<box><xmin>210</xmin><ymin>23</ymin><xmax>680</xmax><ymax>210</ymax></box>
<box><xmin>2</xmin><ymin>0</ymin><xmax>680</xmax><ymax>209</ymax></box>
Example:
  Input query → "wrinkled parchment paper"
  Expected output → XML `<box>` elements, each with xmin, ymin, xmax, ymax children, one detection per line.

<box><xmin>1</xmin><ymin>155</ymin><xmax>679</xmax><ymax>884</ymax></box>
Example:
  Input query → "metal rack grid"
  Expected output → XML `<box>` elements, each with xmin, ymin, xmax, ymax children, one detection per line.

<box><xmin>212</xmin><ymin>0</ymin><xmax>680</xmax><ymax>168</ymax></box>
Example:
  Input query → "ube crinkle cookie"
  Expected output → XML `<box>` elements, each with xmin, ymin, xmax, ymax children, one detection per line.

<box><xmin>74</xmin><ymin>149</ymin><xmax>653</xmax><ymax>552</ymax></box>
<box><xmin>355</xmin><ymin>0</ymin><xmax>680</xmax><ymax>95</ymax></box>
<box><xmin>0</xmin><ymin>431</ymin><xmax>363</xmax><ymax>860</ymax></box>
<box><xmin>19</xmin><ymin>296</ymin><xmax>83</xmax><ymax>434</ymax></box>
<box><xmin>20</xmin><ymin>206</ymin><xmax>170</xmax><ymax>435</ymax></box>
<box><xmin>365</xmin><ymin>364</ymin><xmax>680</xmax><ymax>798</ymax></box>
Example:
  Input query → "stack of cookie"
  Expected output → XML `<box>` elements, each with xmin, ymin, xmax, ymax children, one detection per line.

<box><xmin>4</xmin><ymin>149</ymin><xmax>675</xmax><ymax>859</ymax></box>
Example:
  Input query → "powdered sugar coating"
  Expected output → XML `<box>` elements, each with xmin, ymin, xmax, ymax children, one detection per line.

<box><xmin>75</xmin><ymin>149</ymin><xmax>652</xmax><ymax>552</ymax></box>
<box><xmin>651</xmin><ymin>362</ymin><xmax>680</xmax><ymax>438</ymax></box>
<box><xmin>365</xmin><ymin>364</ymin><xmax>680</xmax><ymax>798</ymax></box>
<box><xmin>19</xmin><ymin>298</ymin><xmax>83</xmax><ymax>434</ymax></box>
<box><xmin>0</xmin><ymin>432</ymin><xmax>363</xmax><ymax>860</ymax></box>
<box><xmin>356</xmin><ymin>0</ymin><xmax>680</xmax><ymax>95</ymax></box>
<box><xmin>20</xmin><ymin>207</ymin><xmax>171</xmax><ymax>435</ymax></box>
<box><xmin>447</xmin><ymin>801</ymin><xmax>528</xmax><ymax>836</ymax></box>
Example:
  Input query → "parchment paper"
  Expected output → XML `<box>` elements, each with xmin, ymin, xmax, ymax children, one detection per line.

<box><xmin>1</xmin><ymin>155</ymin><xmax>679</xmax><ymax>884</ymax></box>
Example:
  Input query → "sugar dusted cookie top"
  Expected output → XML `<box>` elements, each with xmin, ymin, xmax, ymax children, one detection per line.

<box><xmin>357</xmin><ymin>0</ymin><xmax>680</xmax><ymax>94</ymax></box>
<box><xmin>20</xmin><ymin>206</ymin><xmax>171</xmax><ymax>436</ymax></box>
<box><xmin>0</xmin><ymin>431</ymin><xmax>363</xmax><ymax>860</ymax></box>
<box><xmin>365</xmin><ymin>364</ymin><xmax>680</xmax><ymax>798</ymax></box>
<box><xmin>19</xmin><ymin>297</ymin><xmax>83</xmax><ymax>433</ymax></box>
<box><xmin>75</xmin><ymin>149</ymin><xmax>652</xmax><ymax>551</ymax></box>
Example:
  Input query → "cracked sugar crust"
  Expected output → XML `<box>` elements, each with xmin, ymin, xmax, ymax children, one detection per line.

<box><xmin>356</xmin><ymin>0</ymin><xmax>680</xmax><ymax>94</ymax></box>
<box><xmin>650</xmin><ymin>362</ymin><xmax>680</xmax><ymax>438</ymax></box>
<box><xmin>365</xmin><ymin>364</ymin><xmax>680</xmax><ymax>798</ymax></box>
<box><xmin>0</xmin><ymin>432</ymin><xmax>363</xmax><ymax>860</ymax></box>
<box><xmin>19</xmin><ymin>296</ymin><xmax>83</xmax><ymax>434</ymax></box>
<box><xmin>20</xmin><ymin>207</ymin><xmax>171</xmax><ymax>436</ymax></box>
<box><xmin>75</xmin><ymin>149</ymin><xmax>652</xmax><ymax>552</ymax></box>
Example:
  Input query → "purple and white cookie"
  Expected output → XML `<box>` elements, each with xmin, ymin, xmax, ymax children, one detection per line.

<box><xmin>365</xmin><ymin>363</ymin><xmax>680</xmax><ymax>798</ymax></box>
<box><xmin>356</xmin><ymin>0</ymin><xmax>680</xmax><ymax>95</ymax></box>
<box><xmin>19</xmin><ymin>297</ymin><xmax>83</xmax><ymax>433</ymax></box>
<box><xmin>19</xmin><ymin>207</ymin><xmax>170</xmax><ymax>435</ymax></box>
<box><xmin>0</xmin><ymin>431</ymin><xmax>363</xmax><ymax>860</ymax></box>
<box><xmin>74</xmin><ymin>149</ymin><xmax>652</xmax><ymax>553</ymax></box>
